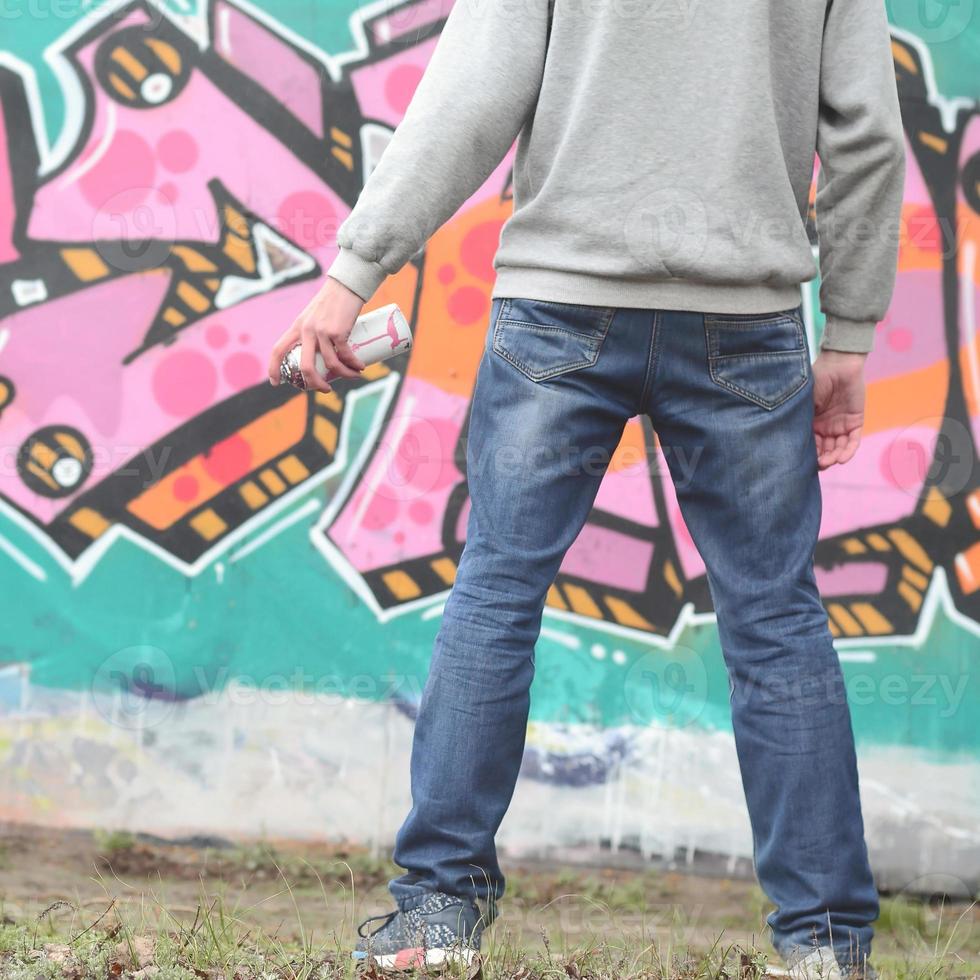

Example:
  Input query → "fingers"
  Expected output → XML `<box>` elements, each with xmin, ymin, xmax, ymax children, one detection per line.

<box><xmin>295</xmin><ymin>328</ymin><xmax>363</xmax><ymax>392</ymax></box>
<box><xmin>836</xmin><ymin>429</ymin><xmax>862</xmax><ymax>466</ymax></box>
<box><xmin>815</xmin><ymin>429</ymin><xmax>862</xmax><ymax>470</ymax></box>
<box><xmin>273</xmin><ymin>321</ymin><xmax>363</xmax><ymax>391</ymax></box>
<box><xmin>332</xmin><ymin>335</ymin><xmax>367</xmax><ymax>374</ymax></box>
<box><xmin>298</xmin><ymin>328</ymin><xmax>334</xmax><ymax>393</ymax></box>
<box><xmin>818</xmin><ymin>433</ymin><xmax>847</xmax><ymax>469</ymax></box>
<box><xmin>270</xmin><ymin>276</ymin><xmax>364</xmax><ymax>388</ymax></box>
<box><xmin>816</xmin><ymin>433</ymin><xmax>836</xmax><ymax>470</ymax></box>
<box><xmin>267</xmin><ymin>324</ymin><xmax>300</xmax><ymax>385</ymax></box>
<box><xmin>318</xmin><ymin>331</ymin><xmax>363</xmax><ymax>380</ymax></box>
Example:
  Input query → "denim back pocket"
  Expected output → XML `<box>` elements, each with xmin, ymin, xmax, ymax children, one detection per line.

<box><xmin>492</xmin><ymin>298</ymin><xmax>615</xmax><ymax>382</ymax></box>
<box><xmin>704</xmin><ymin>308</ymin><xmax>809</xmax><ymax>410</ymax></box>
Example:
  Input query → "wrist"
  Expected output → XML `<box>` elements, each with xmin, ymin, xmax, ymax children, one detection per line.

<box><xmin>325</xmin><ymin>247</ymin><xmax>386</xmax><ymax>303</ymax></box>
<box><xmin>819</xmin><ymin>313</ymin><xmax>877</xmax><ymax>354</ymax></box>
<box><xmin>816</xmin><ymin>347</ymin><xmax>867</xmax><ymax>374</ymax></box>
<box><xmin>324</xmin><ymin>272</ymin><xmax>369</xmax><ymax>309</ymax></box>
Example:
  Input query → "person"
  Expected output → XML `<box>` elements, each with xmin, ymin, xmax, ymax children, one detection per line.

<box><xmin>267</xmin><ymin>0</ymin><xmax>906</xmax><ymax>974</ymax></box>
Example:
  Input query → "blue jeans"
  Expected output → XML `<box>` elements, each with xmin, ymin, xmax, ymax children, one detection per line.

<box><xmin>388</xmin><ymin>298</ymin><xmax>879</xmax><ymax>967</ymax></box>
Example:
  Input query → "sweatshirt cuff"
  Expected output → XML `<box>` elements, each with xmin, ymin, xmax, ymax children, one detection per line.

<box><xmin>819</xmin><ymin>314</ymin><xmax>878</xmax><ymax>354</ymax></box>
<box><xmin>325</xmin><ymin>247</ymin><xmax>389</xmax><ymax>303</ymax></box>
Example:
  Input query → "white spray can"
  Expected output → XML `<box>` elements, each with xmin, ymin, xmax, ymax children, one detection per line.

<box><xmin>279</xmin><ymin>302</ymin><xmax>412</xmax><ymax>390</ymax></box>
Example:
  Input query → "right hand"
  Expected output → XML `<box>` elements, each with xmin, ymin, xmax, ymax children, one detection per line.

<box><xmin>267</xmin><ymin>276</ymin><xmax>367</xmax><ymax>392</ymax></box>
<box><xmin>812</xmin><ymin>349</ymin><xmax>868</xmax><ymax>469</ymax></box>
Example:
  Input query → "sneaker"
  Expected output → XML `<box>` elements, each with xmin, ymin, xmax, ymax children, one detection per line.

<box><xmin>785</xmin><ymin>945</ymin><xmax>878</xmax><ymax>980</ymax></box>
<box><xmin>787</xmin><ymin>947</ymin><xmax>843</xmax><ymax>980</ymax></box>
<box><xmin>352</xmin><ymin>890</ymin><xmax>486</xmax><ymax>970</ymax></box>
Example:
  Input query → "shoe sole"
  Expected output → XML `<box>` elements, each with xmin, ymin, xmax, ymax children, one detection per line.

<box><xmin>352</xmin><ymin>946</ymin><xmax>478</xmax><ymax>970</ymax></box>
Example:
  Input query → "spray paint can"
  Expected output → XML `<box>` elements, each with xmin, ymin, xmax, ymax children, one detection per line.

<box><xmin>279</xmin><ymin>302</ymin><xmax>412</xmax><ymax>390</ymax></box>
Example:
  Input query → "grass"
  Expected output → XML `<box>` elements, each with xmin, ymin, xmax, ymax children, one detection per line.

<box><xmin>92</xmin><ymin>829</ymin><xmax>138</xmax><ymax>857</ymax></box>
<box><xmin>1</xmin><ymin>905</ymin><xmax>976</xmax><ymax>980</ymax></box>
<box><xmin>0</xmin><ymin>828</ymin><xmax>975</xmax><ymax>979</ymax></box>
<box><xmin>0</xmin><ymin>914</ymin><xmax>805</xmax><ymax>980</ymax></box>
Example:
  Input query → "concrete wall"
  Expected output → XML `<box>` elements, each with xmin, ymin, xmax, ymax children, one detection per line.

<box><xmin>0</xmin><ymin>0</ymin><xmax>977</xmax><ymax>891</ymax></box>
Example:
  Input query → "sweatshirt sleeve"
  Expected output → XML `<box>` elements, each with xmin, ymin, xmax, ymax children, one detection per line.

<box><xmin>325</xmin><ymin>0</ymin><xmax>551</xmax><ymax>302</ymax></box>
<box><xmin>813</xmin><ymin>0</ymin><xmax>906</xmax><ymax>354</ymax></box>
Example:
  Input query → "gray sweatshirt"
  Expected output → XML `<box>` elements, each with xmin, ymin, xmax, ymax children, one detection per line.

<box><xmin>326</xmin><ymin>0</ymin><xmax>906</xmax><ymax>354</ymax></box>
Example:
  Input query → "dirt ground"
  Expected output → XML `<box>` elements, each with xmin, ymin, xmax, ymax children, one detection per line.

<box><xmin>0</xmin><ymin>822</ymin><xmax>768</xmax><ymax>947</ymax></box>
<box><xmin>0</xmin><ymin>822</ymin><xmax>976</xmax><ymax>978</ymax></box>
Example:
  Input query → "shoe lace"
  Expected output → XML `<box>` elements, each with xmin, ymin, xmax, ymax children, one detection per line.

<box><xmin>356</xmin><ymin>909</ymin><xmax>399</xmax><ymax>939</ymax></box>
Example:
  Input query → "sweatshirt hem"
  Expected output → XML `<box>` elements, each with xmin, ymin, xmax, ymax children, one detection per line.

<box><xmin>491</xmin><ymin>267</ymin><xmax>805</xmax><ymax>314</ymax></box>
<box><xmin>325</xmin><ymin>247</ymin><xmax>388</xmax><ymax>303</ymax></box>
<box><xmin>819</xmin><ymin>314</ymin><xmax>877</xmax><ymax>353</ymax></box>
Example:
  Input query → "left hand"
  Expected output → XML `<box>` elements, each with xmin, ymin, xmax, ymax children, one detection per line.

<box><xmin>267</xmin><ymin>276</ymin><xmax>367</xmax><ymax>392</ymax></box>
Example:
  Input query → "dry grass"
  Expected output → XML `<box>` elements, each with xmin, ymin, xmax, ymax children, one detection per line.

<box><xmin>0</xmin><ymin>824</ymin><xmax>975</xmax><ymax>980</ymax></box>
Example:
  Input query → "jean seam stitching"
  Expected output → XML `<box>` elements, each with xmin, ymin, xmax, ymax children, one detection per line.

<box><xmin>636</xmin><ymin>310</ymin><xmax>659</xmax><ymax>413</ymax></box>
<box><xmin>704</xmin><ymin>308</ymin><xmax>802</xmax><ymax>328</ymax></box>
<box><xmin>710</xmin><ymin>349</ymin><xmax>806</xmax><ymax>361</ymax></box>
<box><xmin>704</xmin><ymin>310</ymin><xmax>809</xmax><ymax>409</ymax></box>
<box><xmin>707</xmin><ymin>363</ymin><xmax>808</xmax><ymax>410</ymax></box>
<box><xmin>492</xmin><ymin>302</ymin><xmax>613</xmax><ymax>382</ymax></box>
<box><xmin>519</xmin><ymin>300</ymin><xmax>619</xmax><ymax>317</ymax></box>
<box><xmin>496</xmin><ymin>318</ymin><xmax>605</xmax><ymax>338</ymax></box>
<box><xmin>495</xmin><ymin>348</ymin><xmax>597</xmax><ymax>380</ymax></box>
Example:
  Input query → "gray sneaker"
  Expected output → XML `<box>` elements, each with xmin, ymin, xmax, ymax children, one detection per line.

<box><xmin>352</xmin><ymin>890</ymin><xmax>487</xmax><ymax>970</ymax></box>
<box><xmin>786</xmin><ymin>945</ymin><xmax>878</xmax><ymax>980</ymax></box>
<box><xmin>787</xmin><ymin>947</ymin><xmax>843</xmax><ymax>980</ymax></box>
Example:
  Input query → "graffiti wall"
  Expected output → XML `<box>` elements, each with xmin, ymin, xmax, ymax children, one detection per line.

<box><xmin>0</xmin><ymin>0</ymin><xmax>977</xmax><ymax>889</ymax></box>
